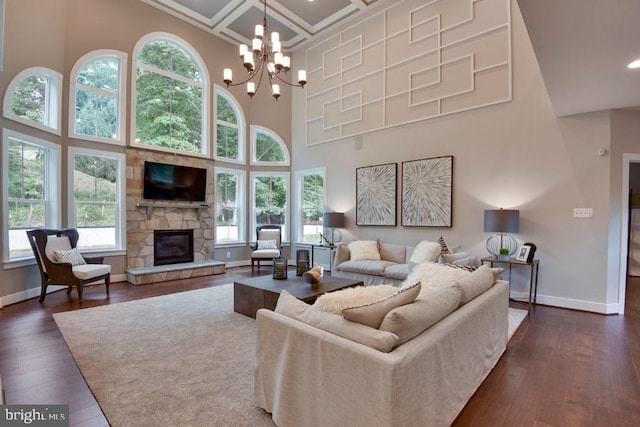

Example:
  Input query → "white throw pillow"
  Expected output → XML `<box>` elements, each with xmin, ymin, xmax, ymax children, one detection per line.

<box><xmin>409</xmin><ymin>240</ymin><xmax>442</xmax><ymax>264</ymax></box>
<box><xmin>53</xmin><ymin>248</ymin><xmax>87</xmax><ymax>266</ymax></box>
<box><xmin>257</xmin><ymin>239</ymin><xmax>277</xmax><ymax>250</ymax></box>
<box><xmin>404</xmin><ymin>262</ymin><xmax>470</xmax><ymax>293</ymax></box>
<box><xmin>348</xmin><ymin>240</ymin><xmax>381</xmax><ymax>261</ymax></box>
<box><xmin>314</xmin><ymin>284</ymin><xmax>397</xmax><ymax>314</ymax></box>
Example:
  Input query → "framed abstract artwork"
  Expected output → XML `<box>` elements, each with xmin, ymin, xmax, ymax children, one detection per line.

<box><xmin>356</xmin><ymin>163</ymin><xmax>397</xmax><ymax>226</ymax></box>
<box><xmin>401</xmin><ymin>156</ymin><xmax>453</xmax><ymax>227</ymax></box>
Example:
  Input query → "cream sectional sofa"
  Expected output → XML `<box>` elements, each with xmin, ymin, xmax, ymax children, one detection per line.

<box><xmin>255</xmin><ymin>265</ymin><xmax>509</xmax><ymax>427</ymax></box>
<box><xmin>332</xmin><ymin>240</ymin><xmax>476</xmax><ymax>286</ymax></box>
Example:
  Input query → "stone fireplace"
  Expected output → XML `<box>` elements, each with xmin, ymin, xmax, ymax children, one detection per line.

<box><xmin>154</xmin><ymin>229</ymin><xmax>194</xmax><ymax>266</ymax></box>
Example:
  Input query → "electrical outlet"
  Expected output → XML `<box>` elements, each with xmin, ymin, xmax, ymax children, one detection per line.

<box><xmin>226</xmin><ymin>251</ymin><xmax>231</xmax><ymax>258</ymax></box>
<box><xmin>573</xmin><ymin>208</ymin><xmax>593</xmax><ymax>218</ymax></box>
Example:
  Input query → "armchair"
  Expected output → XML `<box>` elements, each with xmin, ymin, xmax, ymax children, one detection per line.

<box><xmin>251</xmin><ymin>225</ymin><xmax>282</xmax><ymax>272</ymax></box>
<box><xmin>26</xmin><ymin>228</ymin><xmax>111</xmax><ymax>303</ymax></box>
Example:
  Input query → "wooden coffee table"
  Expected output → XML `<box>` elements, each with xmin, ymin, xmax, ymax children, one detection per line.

<box><xmin>233</xmin><ymin>274</ymin><xmax>363</xmax><ymax>318</ymax></box>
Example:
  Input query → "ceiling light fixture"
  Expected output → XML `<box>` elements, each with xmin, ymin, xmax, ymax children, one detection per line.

<box><xmin>223</xmin><ymin>0</ymin><xmax>307</xmax><ymax>100</ymax></box>
<box><xmin>628</xmin><ymin>59</ymin><xmax>640</xmax><ymax>69</ymax></box>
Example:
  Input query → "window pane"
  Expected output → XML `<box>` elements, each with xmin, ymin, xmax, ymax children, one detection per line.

<box><xmin>255</xmin><ymin>131</ymin><xmax>286</xmax><ymax>163</ymax></box>
<box><xmin>255</xmin><ymin>176</ymin><xmax>286</xmax><ymax>227</ymax></box>
<box><xmin>216</xmin><ymin>172</ymin><xmax>239</xmax><ymax>242</ymax></box>
<box><xmin>9</xmin><ymin>75</ymin><xmax>47</xmax><ymax>125</ymax></box>
<box><xmin>8</xmin><ymin>201</ymin><xmax>45</xmax><ymax>228</ymax></box>
<box><xmin>136</xmin><ymin>70</ymin><xmax>202</xmax><ymax>152</ymax></box>
<box><xmin>216</xmin><ymin>94</ymin><xmax>237</xmax><ymax>124</ymax></box>
<box><xmin>77</xmin><ymin>57</ymin><xmax>119</xmax><ymax>92</ymax></box>
<box><xmin>8</xmin><ymin>142</ymin><xmax>45</xmax><ymax>200</ymax></box>
<box><xmin>75</xmin><ymin>90</ymin><xmax>117</xmax><ymax>139</ymax></box>
<box><xmin>73</xmin><ymin>154</ymin><xmax>119</xmax><ymax>250</ymax></box>
<box><xmin>302</xmin><ymin>173</ymin><xmax>324</xmax><ymax>243</ymax></box>
<box><xmin>216</xmin><ymin>124</ymin><xmax>239</xmax><ymax>160</ymax></box>
<box><xmin>138</xmin><ymin>40</ymin><xmax>201</xmax><ymax>82</ymax></box>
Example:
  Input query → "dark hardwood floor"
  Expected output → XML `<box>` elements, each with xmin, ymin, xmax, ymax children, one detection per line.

<box><xmin>1</xmin><ymin>268</ymin><xmax>639</xmax><ymax>426</ymax></box>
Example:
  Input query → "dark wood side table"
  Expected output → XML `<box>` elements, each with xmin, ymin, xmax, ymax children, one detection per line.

<box><xmin>481</xmin><ymin>256</ymin><xmax>540</xmax><ymax>310</ymax></box>
<box><xmin>233</xmin><ymin>274</ymin><xmax>363</xmax><ymax>318</ymax></box>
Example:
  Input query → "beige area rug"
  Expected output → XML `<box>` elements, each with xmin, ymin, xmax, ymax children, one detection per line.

<box><xmin>54</xmin><ymin>285</ymin><xmax>529</xmax><ymax>427</ymax></box>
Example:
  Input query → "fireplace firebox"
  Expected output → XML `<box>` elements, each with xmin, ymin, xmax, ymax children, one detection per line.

<box><xmin>154</xmin><ymin>229</ymin><xmax>194</xmax><ymax>266</ymax></box>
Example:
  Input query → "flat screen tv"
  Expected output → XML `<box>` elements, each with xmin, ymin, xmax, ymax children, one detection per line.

<box><xmin>143</xmin><ymin>161</ymin><xmax>207</xmax><ymax>202</ymax></box>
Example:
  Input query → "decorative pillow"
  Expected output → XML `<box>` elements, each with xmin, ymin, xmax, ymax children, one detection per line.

<box><xmin>439</xmin><ymin>251</ymin><xmax>472</xmax><ymax>264</ymax></box>
<box><xmin>454</xmin><ymin>264</ymin><xmax>496</xmax><ymax>304</ymax></box>
<box><xmin>257</xmin><ymin>239</ymin><xmax>278</xmax><ymax>250</ymax></box>
<box><xmin>342</xmin><ymin>282</ymin><xmax>421</xmax><ymax>328</ymax></box>
<box><xmin>441</xmin><ymin>262</ymin><xmax>479</xmax><ymax>272</ymax></box>
<box><xmin>348</xmin><ymin>240</ymin><xmax>381</xmax><ymax>261</ymax></box>
<box><xmin>408</xmin><ymin>240</ymin><xmax>442</xmax><ymax>264</ymax></box>
<box><xmin>404</xmin><ymin>261</ymin><xmax>470</xmax><ymax>293</ymax></box>
<box><xmin>314</xmin><ymin>285</ymin><xmax>397</xmax><ymax>314</ymax></box>
<box><xmin>379</xmin><ymin>286</ymin><xmax>462</xmax><ymax>345</ymax></box>
<box><xmin>53</xmin><ymin>248</ymin><xmax>86</xmax><ymax>266</ymax></box>
<box><xmin>275</xmin><ymin>291</ymin><xmax>399</xmax><ymax>352</ymax></box>
<box><xmin>333</xmin><ymin>244</ymin><xmax>351</xmax><ymax>266</ymax></box>
<box><xmin>438</xmin><ymin>236</ymin><xmax>450</xmax><ymax>255</ymax></box>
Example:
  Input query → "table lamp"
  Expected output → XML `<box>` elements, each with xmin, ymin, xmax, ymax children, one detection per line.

<box><xmin>322</xmin><ymin>212</ymin><xmax>345</xmax><ymax>245</ymax></box>
<box><xmin>484</xmin><ymin>209</ymin><xmax>519</xmax><ymax>259</ymax></box>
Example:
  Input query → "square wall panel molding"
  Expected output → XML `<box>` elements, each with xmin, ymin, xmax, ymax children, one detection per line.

<box><xmin>304</xmin><ymin>0</ymin><xmax>512</xmax><ymax>145</ymax></box>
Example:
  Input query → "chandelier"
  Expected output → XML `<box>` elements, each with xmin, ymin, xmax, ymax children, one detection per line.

<box><xmin>223</xmin><ymin>0</ymin><xmax>307</xmax><ymax>100</ymax></box>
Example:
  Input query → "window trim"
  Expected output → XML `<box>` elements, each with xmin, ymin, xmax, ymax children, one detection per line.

<box><xmin>294</xmin><ymin>167</ymin><xmax>326</xmax><ymax>244</ymax></box>
<box><xmin>2</xmin><ymin>67</ymin><xmax>63</xmax><ymax>136</ymax></box>
<box><xmin>67</xmin><ymin>146</ymin><xmax>127</xmax><ymax>253</ymax></box>
<box><xmin>68</xmin><ymin>49</ymin><xmax>128</xmax><ymax>145</ymax></box>
<box><xmin>2</xmin><ymin>129</ymin><xmax>61</xmax><ymax>264</ymax></box>
<box><xmin>250</xmin><ymin>171</ymin><xmax>290</xmax><ymax>243</ymax></box>
<box><xmin>250</xmin><ymin>125</ymin><xmax>290</xmax><ymax>166</ymax></box>
<box><xmin>214</xmin><ymin>166</ymin><xmax>246</xmax><ymax>245</ymax></box>
<box><xmin>130</xmin><ymin>32</ymin><xmax>210</xmax><ymax>158</ymax></box>
<box><xmin>214</xmin><ymin>85</ymin><xmax>245</xmax><ymax>165</ymax></box>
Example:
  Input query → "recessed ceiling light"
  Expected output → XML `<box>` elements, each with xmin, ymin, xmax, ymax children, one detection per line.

<box><xmin>628</xmin><ymin>59</ymin><xmax>640</xmax><ymax>69</ymax></box>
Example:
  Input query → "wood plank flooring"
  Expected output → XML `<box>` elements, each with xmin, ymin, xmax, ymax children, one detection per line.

<box><xmin>1</xmin><ymin>268</ymin><xmax>639</xmax><ymax>426</ymax></box>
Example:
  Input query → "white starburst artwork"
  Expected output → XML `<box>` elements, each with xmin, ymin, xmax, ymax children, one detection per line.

<box><xmin>356</xmin><ymin>163</ymin><xmax>397</xmax><ymax>226</ymax></box>
<box><xmin>401</xmin><ymin>156</ymin><xmax>453</xmax><ymax>227</ymax></box>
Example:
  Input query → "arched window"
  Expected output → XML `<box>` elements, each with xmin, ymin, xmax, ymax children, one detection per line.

<box><xmin>132</xmin><ymin>33</ymin><xmax>209</xmax><ymax>156</ymax></box>
<box><xmin>214</xmin><ymin>86</ymin><xmax>245</xmax><ymax>164</ymax></box>
<box><xmin>69</xmin><ymin>50</ymin><xmax>128</xmax><ymax>144</ymax></box>
<box><xmin>251</xmin><ymin>125</ymin><xmax>290</xmax><ymax>165</ymax></box>
<box><xmin>3</xmin><ymin>67</ymin><xmax>63</xmax><ymax>135</ymax></box>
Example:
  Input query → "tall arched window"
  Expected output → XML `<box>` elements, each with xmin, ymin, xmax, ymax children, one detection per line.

<box><xmin>214</xmin><ymin>86</ymin><xmax>245</xmax><ymax>164</ymax></box>
<box><xmin>250</xmin><ymin>125</ymin><xmax>290</xmax><ymax>166</ymax></box>
<box><xmin>69</xmin><ymin>50</ymin><xmax>128</xmax><ymax>144</ymax></box>
<box><xmin>132</xmin><ymin>33</ymin><xmax>209</xmax><ymax>156</ymax></box>
<box><xmin>3</xmin><ymin>67</ymin><xmax>63</xmax><ymax>135</ymax></box>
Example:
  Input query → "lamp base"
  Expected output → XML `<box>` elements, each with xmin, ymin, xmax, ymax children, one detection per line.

<box><xmin>486</xmin><ymin>234</ymin><xmax>518</xmax><ymax>257</ymax></box>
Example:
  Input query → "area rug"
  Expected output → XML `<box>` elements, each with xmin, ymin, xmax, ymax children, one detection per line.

<box><xmin>54</xmin><ymin>285</ymin><xmax>528</xmax><ymax>426</ymax></box>
<box><xmin>508</xmin><ymin>307</ymin><xmax>528</xmax><ymax>339</ymax></box>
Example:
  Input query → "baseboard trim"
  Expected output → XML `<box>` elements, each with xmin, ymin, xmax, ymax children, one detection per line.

<box><xmin>510</xmin><ymin>290</ymin><xmax>618</xmax><ymax>314</ymax></box>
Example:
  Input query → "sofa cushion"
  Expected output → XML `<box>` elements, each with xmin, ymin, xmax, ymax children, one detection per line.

<box><xmin>334</xmin><ymin>243</ymin><xmax>351</xmax><ymax>266</ymax></box>
<box><xmin>405</xmin><ymin>262</ymin><xmax>471</xmax><ymax>293</ymax></box>
<box><xmin>382</xmin><ymin>263</ymin><xmax>411</xmax><ymax>281</ymax></box>
<box><xmin>335</xmin><ymin>260</ymin><xmax>396</xmax><ymax>276</ymax></box>
<box><xmin>348</xmin><ymin>240</ymin><xmax>381</xmax><ymax>261</ymax></box>
<box><xmin>275</xmin><ymin>290</ymin><xmax>399</xmax><ymax>352</ymax></box>
<box><xmin>379</xmin><ymin>286</ymin><xmax>462</xmax><ymax>345</ymax></box>
<box><xmin>314</xmin><ymin>284</ymin><xmax>398</xmax><ymax>314</ymax></box>
<box><xmin>454</xmin><ymin>265</ymin><xmax>496</xmax><ymax>304</ymax></box>
<box><xmin>342</xmin><ymin>282</ymin><xmax>421</xmax><ymax>328</ymax></box>
<box><xmin>409</xmin><ymin>240</ymin><xmax>442</xmax><ymax>264</ymax></box>
<box><xmin>378</xmin><ymin>242</ymin><xmax>407</xmax><ymax>264</ymax></box>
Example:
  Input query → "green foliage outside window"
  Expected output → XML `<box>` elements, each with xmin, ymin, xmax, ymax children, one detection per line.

<box><xmin>75</xmin><ymin>57</ymin><xmax>119</xmax><ymax>139</ymax></box>
<box><xmin>73</xmin><ymin>154</ymin><xmax>117</xmax><ymax>227</ymax></box>
<box><xmin>255</xmin><ymin>131</ymin><xmax>286</xmax><ymax>163</ymax></box>
<box><xmin>7</xmin><ymin>141</ymin><xmax>47</xmax><ymax>228</ymax></box>
<box><xmin>216</xmin><ymin>93</ymin><xmax>239</xmax><ymax>160</ymax></box>
<box><xmin>9</xmin><ymin>75</ymin><xmax>47</xmax><ymax>125</ymax></box>
<box><xmin>216</xmin><ymin>172</ymin><xmax>238</xmax><ymax>226</ymax></box>
<box><xmin>303</xmin><ymin>173</ymin><xmax>324</xmax><ymax>242</ymax></box>
<box><xmin>135</xmin><ymin>40</ymin><xmax>203</xmax><ymax>153</ymax></box>
<box><xmin>255</xmin><ymin>176</ymin><xmax>287</xmax><ymax>225</ymax></box>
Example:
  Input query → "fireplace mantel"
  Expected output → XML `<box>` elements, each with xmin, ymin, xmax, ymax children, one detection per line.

<box><xmin>136</xmin><ymin>202</ymin><xmax>211</xmax><ymax>220</ymax></box>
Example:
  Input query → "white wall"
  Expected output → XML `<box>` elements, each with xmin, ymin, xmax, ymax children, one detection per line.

<box><xmin>292</xmin><ymin>1</ymin><xmax>615</xmax><ymax>312</ymax></box>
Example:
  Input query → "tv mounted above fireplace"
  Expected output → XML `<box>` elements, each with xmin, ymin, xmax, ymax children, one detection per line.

<box><xmin>143</xmin><ymin>161</ymin><xmax>207</xmax><ymax>202</ymax></box>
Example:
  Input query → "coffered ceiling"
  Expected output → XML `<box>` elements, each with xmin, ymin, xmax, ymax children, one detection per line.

<box><xmin>139</xmin><ymin>0</ymin><xmax>387</xmax><ymax>50</ymax></box>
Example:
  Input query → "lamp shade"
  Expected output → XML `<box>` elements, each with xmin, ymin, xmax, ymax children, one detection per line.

<box><xmin>484</xmin><ymin>209</ymin><xmax>519</xmax><ymax>233</ymax></box>
<box><xmin>323</xmin><ymin>212</ymin><xmax>345</xmax><ymax>228</ymax></box>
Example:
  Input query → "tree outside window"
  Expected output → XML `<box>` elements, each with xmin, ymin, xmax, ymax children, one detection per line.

<box><xmin>215</xmin><ymin>90</ymin><xmax>243</xmax><ymax>162</ymax></box>
<box><xmin>134</xmin><ymin>37</ymin><xmax>206</xmax><ymax>155</ymax></box>
<box><xmin>215</xmin><ymin>168</ymin><xmax>244</xmax><ymax>244</ymax></box>
<box><xmin>253</xmin><ymin>173</ymin><xmax>288</xmax><ymax>241</ymax></box>
<box><xmin>302</xmin><ymin>172</ymin><xmax>324</xmax><ymax>243</ymax></box>
<box><xmin>251</xmin><ymin>126</ymin><xmax>289</xmax><ymax>165</ymax></box>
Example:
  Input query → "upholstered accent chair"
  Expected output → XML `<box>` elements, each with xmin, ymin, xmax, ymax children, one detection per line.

<box><xmin>26</xmin><ymin>228</ymin><xmax>111</xmax><ymax>303</ymax></box>
<box><xmin>251</xmin><ymin>225</ymin><xmax>282</xmax><ymax>272</ymax></box>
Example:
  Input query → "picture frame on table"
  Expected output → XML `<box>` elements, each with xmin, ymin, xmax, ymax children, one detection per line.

<box><xmin>515</xmin><ymin>245</ymin><xmax>531</xmax><ymax>262</ymax></box>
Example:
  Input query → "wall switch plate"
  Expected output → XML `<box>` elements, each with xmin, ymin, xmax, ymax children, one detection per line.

<box><xmin>574</xmin><ymin>208</ymin><xmax>593</xmax><ymax>218</ymax></box>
